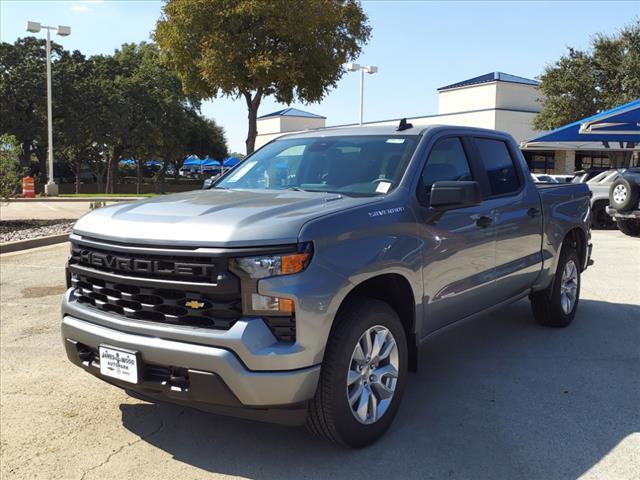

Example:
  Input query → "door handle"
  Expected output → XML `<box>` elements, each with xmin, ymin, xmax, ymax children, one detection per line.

<box><xmin>476</xmin><ymin>215</ymin><xmax>493</xmax><ymax>228</ymax></box>
<box><xmin>527</xmin><ymin>207</ymin><xmax>541</xmax><ymax>218</ymax></box>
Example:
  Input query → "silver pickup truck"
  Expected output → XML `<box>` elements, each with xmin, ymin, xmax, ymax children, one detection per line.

<box><xmin>62</xmin><ymin>124</ymin><xmax>592</xmax><ymax>447</ymax></box>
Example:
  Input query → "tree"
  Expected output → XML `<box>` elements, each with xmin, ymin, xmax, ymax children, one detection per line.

<box><xmin>154</xmin><ymin>0</ymin><xmax>371</xmax><ymax>154</ymax></box>
<box><xmin>0</xmin><ymin>134</ymin><xmax>25</xmax><ymax>200</ymax></box>
<box><xmin>534</xmin><ymin>19</ymin><xmax>640</xmax><ymax>130</ymax></box>
<box><xmin>0</xmin><ymin>37</ymin><xmax>64</xmax><ymax>171</ymax></box>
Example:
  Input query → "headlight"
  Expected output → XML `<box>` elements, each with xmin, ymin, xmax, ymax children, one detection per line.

<box><xmin>232</xmin><ymin>245</ymin><xmax>312</xmax><ymax>279</ymax></box>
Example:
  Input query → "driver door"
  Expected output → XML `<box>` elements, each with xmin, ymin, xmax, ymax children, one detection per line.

<box><xmin>417</xmin><ymin>136</ymin><xmax>497</xmax><ymax>335</ymax></box>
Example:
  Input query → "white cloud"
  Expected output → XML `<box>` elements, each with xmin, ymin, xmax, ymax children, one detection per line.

<box><xmin>71</xmin><ymin>4</ymin><xmax>90</xmax><ymax>12</ymax></box>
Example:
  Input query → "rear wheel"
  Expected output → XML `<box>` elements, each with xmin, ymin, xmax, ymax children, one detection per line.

<box><xmin>530</xmin><ymin>246</ymin><xmax>581</xmax><ymax>328</ymax></box>
<box><xmin>306</xmin><ymin>298</ymin><xmax>408</xmax><ymax>448</ymax></box>
<box><xmin>616</xmin><ymin>218</ymin><xmax>640</xmax><ymax>237</ymax></box>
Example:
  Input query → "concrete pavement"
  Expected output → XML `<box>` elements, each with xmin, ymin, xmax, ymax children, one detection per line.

<box><xmin>0</xmin><ymin>231</ymin><xmax>638</xmax><ymax>479</ymax></box>
<box><xmin>0</xmin><ymin>201</ymin><xmax>122</xmax><ymax>221</ymax></box>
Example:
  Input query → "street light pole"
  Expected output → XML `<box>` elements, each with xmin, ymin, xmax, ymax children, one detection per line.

<box><xmin>45</xmin><ymin>27</ymin><xmax>54</xmax><ymax>195</ymax></box>
<box><xmin>346</xmin><ymin>63</ymin><xmax>378</xmax><ymax>127</ymax></box>
<box><xmin>26</xmin><ymin>21</ymin><xmax>71</xmax><ymax>196</ymax></box>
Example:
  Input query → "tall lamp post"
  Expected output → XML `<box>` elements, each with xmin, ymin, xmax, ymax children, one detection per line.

<box><xmin>346</xmin><ymin>63</ymin><xmax>378</xmax><ymax>126</ymax></box>
<box><xmin>26</xmin><ymin>21</ymin><xmax>71</xmax><ymax>196</ymax></box>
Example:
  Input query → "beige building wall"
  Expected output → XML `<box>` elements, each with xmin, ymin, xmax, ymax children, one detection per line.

<box><xmin>438</xmin><ymin>83</ymin><xmax>497</xmax><ymax>114</ymax></box>
<box><xmin>253</xmin><ymin>76</ymin><xmax>544</xmax><ymax>152</ymax></box>
<box><xmin>493</xmin><ymin>110</ymin><xmax>540</xmax><ymax>144</ymax></box>
<box><xmin>495</xmin><ymin>82</ymin><xmax>541</xmax><ymax>111</ymax></box>
<box><xmin>256</xmin><ymin>117</ymin><xmax>283</xmax><ymax>135</ymax></box>
<box><xmin>255</xmin><ymin>114</ymin><xmax>325</xmax><ymax>149</ymax></box>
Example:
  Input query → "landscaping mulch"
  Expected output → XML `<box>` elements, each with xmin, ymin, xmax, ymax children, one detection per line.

<box><xmin>0</xmin><ymin>219</ymin><xmax>75</xmax><ymax>243</ymax></box>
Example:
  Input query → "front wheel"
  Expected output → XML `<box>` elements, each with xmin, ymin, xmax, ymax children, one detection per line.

<box><xmin>616</xmin><ymin>218</ymin><xmax>640</xmax><ymax>237</ymax></box>
<box><xmin>530</xmin><ymin>246</ymin><xmax>581</xmax><ymax>328</ymax></box>
<box><xmin>306</xmin><ymin>298</ymin><xmax>408</xmax><ymax>447</ymax></box>
<box><xmin>591</xmin><ymin>201</ymin><xmax>616</xmax><ymax>229</ymax></box>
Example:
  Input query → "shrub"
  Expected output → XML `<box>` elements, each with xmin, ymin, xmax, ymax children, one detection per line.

<box><xmin>0</xmin><ymin>135</ymin><xmax>26</xmax><ymax>200</ymax></box>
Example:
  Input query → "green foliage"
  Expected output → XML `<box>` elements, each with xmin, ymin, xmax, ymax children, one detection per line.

<box><xmin>534</xmin><ymin>19</ymin><xmax>640</xmax><ymax>130</ymax></box>
<box><xmin>154</xmin><ymin>0</ymin><xmax>371</xmax><ymax>153</ymax></box>
<box><xmin>0</xmin><ymin>134</ymin><xmax>25</xmax><ymax>200</ymax></box>
<box><xmin>0</xmin><ymin>38</ymin><xmax>228</xmax><ymax>193</ymax></box>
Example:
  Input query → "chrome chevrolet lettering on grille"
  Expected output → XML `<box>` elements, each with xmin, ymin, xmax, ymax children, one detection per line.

<box><xmin>76</xmin><ymin>249</ymin><xmax>214</xmax><ymax>278</ymax></box>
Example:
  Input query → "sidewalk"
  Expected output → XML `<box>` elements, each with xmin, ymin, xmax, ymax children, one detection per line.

<box><xmin>0</xmin><ymin>200</ymin><xmax>124</xmax><ymax>220</ymax></box>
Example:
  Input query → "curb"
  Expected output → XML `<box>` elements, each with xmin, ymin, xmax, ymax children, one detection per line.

<box><xmin>0</xmin><ymin>233</ymin><xmax>69</xmax><ymax>254</ymax></box>
<box><xmin>4</xmin><ymin>197</ymin><xmax>144</xmax><ymax>202</ymax></box>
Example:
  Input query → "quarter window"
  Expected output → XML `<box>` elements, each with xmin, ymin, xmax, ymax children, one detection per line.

<box><xmin>421</xmin><ymin>137</ymin><xmax>473</xmax><ymax>188</ymax></box>
<box><xmin>475</xmin><ymin>138</ymin><xmax>520</xmax><ymax>195</ymax></box>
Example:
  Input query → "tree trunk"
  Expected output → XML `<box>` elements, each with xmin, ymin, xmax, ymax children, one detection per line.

<box><xmin>105</xmin><ymin>146</ymin><xmax>122</xmax><ymax>194</ymax></box>
<box><xmin>20</xmin><ymin>139</ymin><xmax>32</xmax><ymax>169</ymax></box>
<box><xmin>136</xmin><ymin>160</ymin><xmax>142</xmax><ymax>195</ymax></box>
<box><xmin>75</xmin><ymin>156</ymin><xmax>81</xmax><ymax>194</ymax></box>
<box><xmin>244</xmin><ymin>90</ymin><xmax>262</xmax><ymax>155</ymax></box>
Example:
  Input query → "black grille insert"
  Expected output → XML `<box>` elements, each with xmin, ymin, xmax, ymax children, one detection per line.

<box><xmin>72</xmin><ymin>273</ymin><xmax>241</xmax><ymax>330</ymax></box>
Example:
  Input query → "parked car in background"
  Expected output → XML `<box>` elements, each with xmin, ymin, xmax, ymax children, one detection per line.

<box><xmin>531</xmin><ymin>173</ymin><xmax>559</xmax><ymax>183</ymax></box>
<box><xmin>549</xmin><ymin>174</ymin><xmax>574</xmax><ymax>183</ymax></box>
<box><xmin>607</xmin><ymin>167</ymin><xmax>640</xmax><ymax>237</ymax></box>
<box><xmin>581</xmin><ymin>169</ymin><xmax>625</xmax><ymax>229</ymax></box>
<box><xmin>571</xmin><ymin>168</ymin><xmax>610</xmax><ymax>184</ymax></box>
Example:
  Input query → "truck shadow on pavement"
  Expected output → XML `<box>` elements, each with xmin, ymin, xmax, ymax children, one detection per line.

<box><xmin>119</xmin><ymin>298</ymin><xmax>639</xmax><ymax>480</ymax></box>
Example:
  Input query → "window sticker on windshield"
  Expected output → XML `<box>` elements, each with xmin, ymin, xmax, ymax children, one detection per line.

<box><xmin>225</xmin><ymin>161</ymin><xmax>256</xmax><ymax>183</ymax></box>
<box><xmin>376</xmin><ymin>181</ymin><xmax>392</xmax><ymax>193</ymax></box>
<box><xmin>386</xmin><ymin>138</ymin><xmax>405</xmax><ymax>144</ymax></box>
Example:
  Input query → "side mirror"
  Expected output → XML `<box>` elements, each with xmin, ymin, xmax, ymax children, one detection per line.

<box><xmin>429</xmin><ymin>181</ymin><xmax>482</xmax><ymax>209</ymax></box>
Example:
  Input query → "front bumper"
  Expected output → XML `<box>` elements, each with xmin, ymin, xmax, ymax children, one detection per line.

<box><xmin>62</xmin><ymin>313</ymin><xmax>320</xmax><ymax>422</ymax></box>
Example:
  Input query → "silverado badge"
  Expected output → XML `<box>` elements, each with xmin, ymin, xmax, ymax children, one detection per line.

<box><xmin>185</xmin><ymin>300</ymin><xmax>205</xmax><ymax>309</ymax></box>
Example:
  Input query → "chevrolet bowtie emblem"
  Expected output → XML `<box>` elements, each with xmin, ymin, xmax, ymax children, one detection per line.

<box><xmin>185</xmin><ymin>300</ymin><xmax>205</xmax><ymax>309</ymax></box>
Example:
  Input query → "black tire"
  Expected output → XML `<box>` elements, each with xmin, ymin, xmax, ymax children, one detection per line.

<box><xmin>609</xmin><ymin>177</ymin><xmax>639</xmax><ymax>211</ymax></box>
<box><xmin>616</xmin><ymin>218</ymin><xmax>640</xmax><ymax>237</ymax></box>
<box><xmin>530</xmin><ymin>246</ymin><xmax>581</xmax><ymax>328</ymax></box>
<box><xmin>591</xmin><ymin>201</ymin><xmax>616</xmax><ymax>229</ymax></box>
<box><xmin>306</xmin><ymin>298</ymin><xmax>408</xmax><ymax>448</ymax></box>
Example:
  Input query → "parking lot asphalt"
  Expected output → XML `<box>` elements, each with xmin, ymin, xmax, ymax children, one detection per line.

<box><xmin>1</xmin><ymin>230</ymin><xmax>638</xmax><ymax>480</ymax></box>
<box><xmin>0</xmin><ymin>201</ymin><xmax>119</xmax><ymax>221</ymax></box>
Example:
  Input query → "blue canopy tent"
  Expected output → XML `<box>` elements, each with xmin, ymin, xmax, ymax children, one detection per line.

<box><xmin>222</xmin><ymin>156</ymin><xmax>241</xmax><ymax>168</ymax></box>
<box><xmin>182</xmin><ymin>155</ymin><xmax>202</xmax><ymax>167</ymax></box>
<box><xmin>119</xmin><ymin>158</ymin><xmax>136</xmax><ymax>166</ymax></box>
<box><xmin>203</xmin><ymin>156</ymin><xmax>222</xmax><ymax>168</ymax></box>
<box><xmin>522</xmin><ymin>99</ymin><xmax>640</xmax><ymax>150</ymax></box>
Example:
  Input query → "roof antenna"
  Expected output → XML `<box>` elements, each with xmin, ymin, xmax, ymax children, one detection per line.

<box><xmin>397</xmin><ymin>118</ymin><xmax>413</xmax><ymax>131</ymax></box>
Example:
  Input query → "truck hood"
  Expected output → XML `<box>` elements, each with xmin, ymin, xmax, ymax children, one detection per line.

<box><xmin>73</xmin><ymin>189</ymin><xmax>380</xmax><ymax>247</ymax></box>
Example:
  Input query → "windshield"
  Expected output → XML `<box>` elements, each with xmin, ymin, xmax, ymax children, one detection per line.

<box><xmin>215</xmin><ymin>135</ymin><xmax>419</xmax><ymax>195</ymax></box>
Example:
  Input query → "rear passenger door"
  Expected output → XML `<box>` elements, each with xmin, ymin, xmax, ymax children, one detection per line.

<box><xmin>418</xmin><ymin>136</ymin><xmax>498</xmax><ymax>333</ymax></box>
<box><xmin>471</xmin><ymin>136</ymin><xmax>543</xmax><ymax>300</ymax></box>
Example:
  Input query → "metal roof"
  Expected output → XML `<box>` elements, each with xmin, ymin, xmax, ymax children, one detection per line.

<box><xmin>258</xmin><ymin>107</ymin><xmax>326</xmax><ymax>119</ymax></box>
<box><xmin>523</xmin><ymin>99</ymin><xmax>640</xmax><ymax>148</ymax></box>
<box><xmin>438</xmin><ymin>72</ymin><xmax>539</xmax><ymax>91</ymax></box>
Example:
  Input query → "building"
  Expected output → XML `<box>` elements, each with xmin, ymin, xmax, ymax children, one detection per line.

<box><xmin>255</xmin><ymin>72</ymin><xmax>638</xmax><ymax>173</ymax></box>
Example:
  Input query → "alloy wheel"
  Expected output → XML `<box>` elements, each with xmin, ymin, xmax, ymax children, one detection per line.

<box><xmin>346</xmin><ymin>325</ymin><xmax>399</xmax><ymax>424</ymax></box>
<box><xmin>560</xmin><ymin>259</ymin><xmax>578</xmax><ymax>315</ymax></box>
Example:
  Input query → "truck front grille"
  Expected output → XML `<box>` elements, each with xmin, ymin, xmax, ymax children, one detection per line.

<box><xmin>71</xmin><ymin>273</ymin><xmax>241</xmax><ymax>330</ymax></box>
<box><xmin>68</xmin><ymin>238</ymin><xmax>296</xmax><ymax>342</ymax></box>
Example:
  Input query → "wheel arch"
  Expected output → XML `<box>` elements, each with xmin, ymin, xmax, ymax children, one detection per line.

<box><xmin>333</xmin><ymin>273</ymin><xmax>419</xmax><ymax>372</ymax></box>
<box><xmin>564</xmin><ymin>227</ymin><xmax>587</xmax><ymax>272</ymax></box>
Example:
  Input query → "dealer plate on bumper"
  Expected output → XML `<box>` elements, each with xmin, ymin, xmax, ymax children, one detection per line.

<box><xmin>99</xmin><ymin>345</ymin><xmax>139</xmax><ymax>384</ymax></box>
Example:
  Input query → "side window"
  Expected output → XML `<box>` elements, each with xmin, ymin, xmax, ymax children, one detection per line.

<box><xmin>421</xmin><ymin>137</ymin><xmax>473</xmax><ymax>188</ymax></box>
<box><xmin>474</xmin><ymin>138</ymin><xmax>520</xmax><ymax>195</ymax></box>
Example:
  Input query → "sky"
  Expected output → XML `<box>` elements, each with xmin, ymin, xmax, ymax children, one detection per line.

<box><xmin>1</xmin><ymin>0</ymin><xmax>638</xmax><ymax>153</ymax></box>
